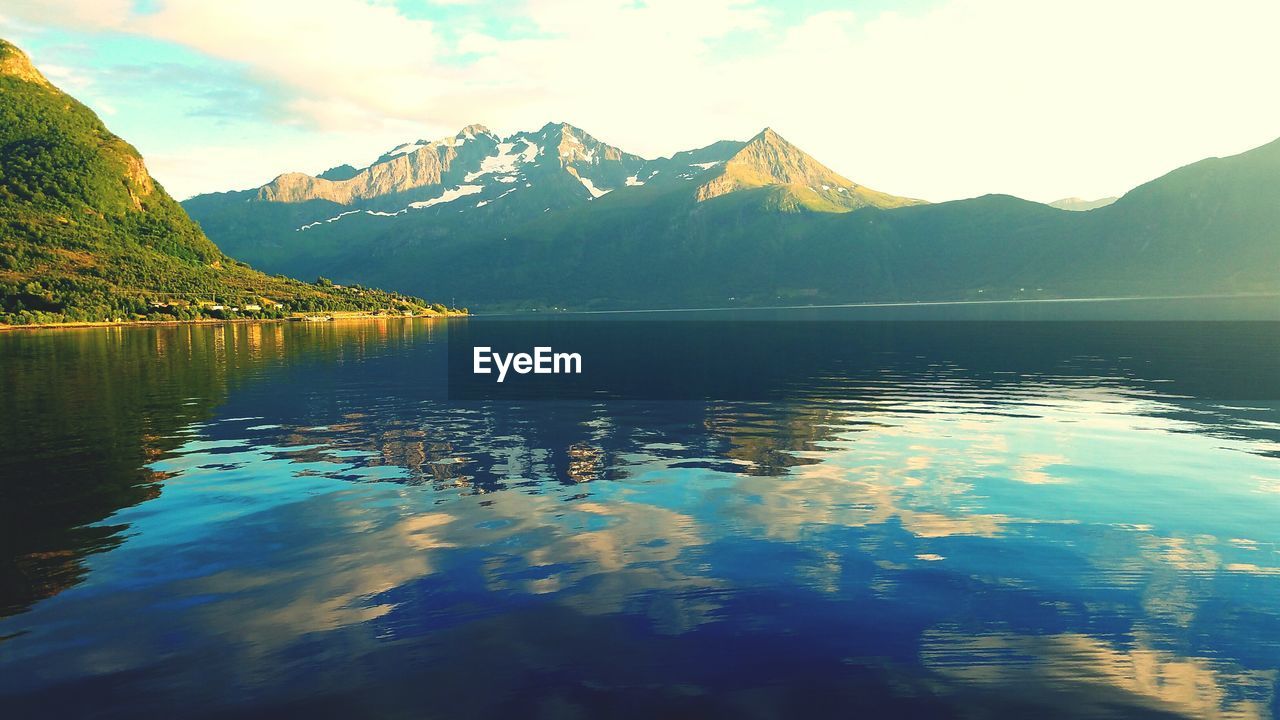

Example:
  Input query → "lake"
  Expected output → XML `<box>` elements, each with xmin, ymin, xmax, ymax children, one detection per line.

<box><xmin>2</xmin><ymin>312</ymin><xmax>1279</xmax><ymax>719</ymax></box>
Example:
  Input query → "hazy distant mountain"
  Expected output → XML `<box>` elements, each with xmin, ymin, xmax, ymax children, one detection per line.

<box><xmin>0</xmin><ymin>38</ymin><xmax>446</xmax><ymax>325</ymax></box>
<box><xmin>1049</xmin><ymin>196</ymin><xmax>1118</xmax><ymax>211</ymax></box>
<box><xmin>184</xmin><ymin>119</ymin><xmax>1280</xmax><ymax>311</ymax></box>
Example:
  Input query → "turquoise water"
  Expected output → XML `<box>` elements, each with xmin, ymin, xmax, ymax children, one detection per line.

<box><xmin>1</xmin><ymin>318</ymin><xmax>1278</xmax><ymax>718</ymax></box>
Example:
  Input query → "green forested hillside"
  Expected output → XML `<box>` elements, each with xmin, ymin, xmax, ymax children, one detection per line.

<box><xmin>0</xmin><ymin>39</ymin><xmax>452</xmax><ymax>325</ymax></box>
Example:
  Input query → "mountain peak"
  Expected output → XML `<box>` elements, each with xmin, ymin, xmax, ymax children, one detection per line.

<box><xmin>701</xmin><ymin>130</ymin><xmax>845</xmax><ymax>197</ymax></box>
<box><xmin>515</xmin><ymin>122</ymin><xmax>643</xmax><ymax>174</ymax></box>
<box><xmin>533</xmin><ymin>121</ymin><xmax>607</xmax><ymax>145</ymax></box>
<box><xmin>742</xmin><ymin>126</ymin><xmax>803</xmax><ymax>153</ymax></box>
<box><xmin>693</xmin><ymin>127</ymin><xmax>923</xmax><ymax>211</ymax></box>
<box><xmin>317</xmin><ymin>164</ymin><xmax>359</xmax><ymax>182</ymax></box>
<box><xmin>0</xmin><ymin>38</ymin><xmax>52</xmax><ymax>88</ymax></box>
<box><xmin>455</xmin><ymin>123</ymin><xmax>495</xmax><ymax>141</ymax></box>
<box><xmin>372</xmin><ymin>123</ymin><xmax>498</xmax><ymax>165</ymax></box>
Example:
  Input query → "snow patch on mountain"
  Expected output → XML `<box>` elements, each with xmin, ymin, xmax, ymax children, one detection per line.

<box><xmin>578</xmin><ymin>176</ymin><xmax>610</xmax><ymax>198</ymax></box>
<box><xmin>466</xmin><ymin>142</ymin><xmax>522</xmax><ymax>182</ymax></box>
<box><xmin>410</xmin><ymin>184</ymin><xmax>484</xmax><ymax>209</ymax></box>
<box><xmin>298</xmin><ymin>209</ymin><xmax>360</xmax><ymax>230</ymax></box>
<box><xmin>386</xmin><ymin>142</ymin><xmax>427</xmax><ymax>157</ymax></box>
<box><xmin>691</xmin><ymin>161</ymin><xmax>722</xmax><ymax>170</ymax></box>
<box><xmin>476</xmin><ymin>187</ymin><xmax>520</xmax><ymax>208</ymax></box>
<box><xmin>625</xmin><ymin>175</ymin><xmax>644</xmax><ymax>186</ymax></box>
<box><xmin>297</xmin><ymin>208</ymin><xmax>411</xmax><ymax>231</ymax></box>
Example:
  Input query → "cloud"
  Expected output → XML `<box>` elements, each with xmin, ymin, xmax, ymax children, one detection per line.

<box><xmin>7</xmin><ymin>0</ymin><xmax>1280</xmax><ymax>201</ymax></box>
<box><xmin>136</xmin><ymin>1</ymin><xmax>447</xmax><ymax>129</ymax></box>
<box><xmin>3</xmin><ymin>0</ymin><xmax>132</xmax><ymax>31</ymax></box>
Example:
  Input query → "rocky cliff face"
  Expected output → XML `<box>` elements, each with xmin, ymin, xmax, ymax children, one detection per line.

<box><xmin>0</xmin><ymin>39</ymin><xmax>51</xmax><ymax>87</ymax></box>
<box><xmin>244</xmin><ymin>121</ymin><xmax>654</xmax><ymax>208</ymax></box>
<box><xmin>258</xmin><ymin>125</ymin><xmax>501</xmax><ymax>203</ymax></box>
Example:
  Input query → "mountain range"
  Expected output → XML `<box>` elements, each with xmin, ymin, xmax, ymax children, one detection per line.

<box><xmin>185</xmin><ymin>121</ymin><xmax>1280</xmax><ymax>310</ymax></box>
<box><xmin>0</xmin><ymin>39</ymin><xmax>451</xmax><ymax>325</ymax></box>
<box><xmin>3</xmin><ymin>31</ymin><xmax>1275</xmax><ymax>319</ymax></box>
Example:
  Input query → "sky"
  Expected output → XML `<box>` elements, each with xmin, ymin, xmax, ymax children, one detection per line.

<box><xmin>2</xmin><ymin>0</ymin><xmax>1279</xmax><ymax>202</ymax></box>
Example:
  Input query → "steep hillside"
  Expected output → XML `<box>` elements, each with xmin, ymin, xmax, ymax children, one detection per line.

<box><xmin>0</xmin><ymin>39</ymin><xmax>452</xmax><ymax>325</ymax></box>
<box><xmin>1067</xmin><ymin>137</ymin><xmax>1280</xmax><ymax>295</ymax></box>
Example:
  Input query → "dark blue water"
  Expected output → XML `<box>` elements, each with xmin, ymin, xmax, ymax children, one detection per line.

<box><xmin>1</xmin><ymin>316</ymin><xmax>1279</xmax><ymax>718</ymax></box>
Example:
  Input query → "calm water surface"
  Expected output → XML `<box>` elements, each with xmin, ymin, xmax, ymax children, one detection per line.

<box><xmin>1</xmin><ymin>317</ymin><xmax>1279</xmax><ymax>718</ymax></box>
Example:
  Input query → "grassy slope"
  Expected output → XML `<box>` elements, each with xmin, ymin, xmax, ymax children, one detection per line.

<box><xmin>0</xmin><ymin>39</ymin><xmax>455</xmax><ymax>325</ymax></box>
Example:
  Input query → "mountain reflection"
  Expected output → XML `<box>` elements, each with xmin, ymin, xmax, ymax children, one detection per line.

<box><xmin>1</xmin><ymin>318</ymin><xmax>1278</xmax><ymax>719</ymax></box>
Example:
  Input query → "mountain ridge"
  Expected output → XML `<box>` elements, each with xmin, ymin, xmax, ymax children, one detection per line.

<box><xmin>205</xmin><ymin>121</ymin><xmax>917</xmax><ymax>218</ymax></box>
<box><xmin>184</xmin><ymin>127</ymin><xmax>1280</xmax><ymax>311</ymax></box>
<box><xmin>161</xmin><ymin>58</ymin><xmax>1280</xmax><ymax>313</ymax></box>
<box><xmin>183</xmin><ymin>121</ymin><xmax>922</xmax><ymax>273</ymax></box>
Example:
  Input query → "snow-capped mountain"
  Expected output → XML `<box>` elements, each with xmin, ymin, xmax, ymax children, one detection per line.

<box><xmin>181</xmin><ymin>123</ymin><xmax>927</xmax><ymax>305</ymax></box>
<box><xmin>241</xmin><ymin>122</ymin><xmax>653</xmax><ymax>231</ymax></box>
<box><xmin>186</xmin><ymin>122</ymin><xmax>921</xmax><ymax>239</ymax></box>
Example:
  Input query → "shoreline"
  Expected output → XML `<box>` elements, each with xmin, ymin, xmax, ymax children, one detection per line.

<box><xmin>475</xmin><ymin>291</ymin><xmax>1280</xmax><ymax>317</ymax></box>
<box><xmin>0</xmin><ymin>311</ymin><xmax>467</xmax><ymax>333</ymax></box>
<box><xmin>6</xmin><ymin>292</ymin><xmax>1277</xmax><ymax>329</ymax></box>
